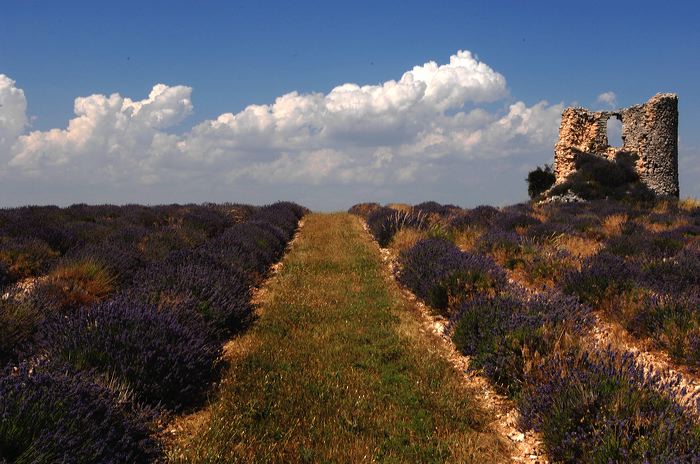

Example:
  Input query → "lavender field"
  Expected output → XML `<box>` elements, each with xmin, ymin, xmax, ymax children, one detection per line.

<box><xmin>0</xmin><ymin>202</ymin><xmax>307</xmax><ymax>462</ymax></box>
<box><xmin>2</xmin><ymin>198</ymin><xmax>700</xmax><ymax>462</ymax></box>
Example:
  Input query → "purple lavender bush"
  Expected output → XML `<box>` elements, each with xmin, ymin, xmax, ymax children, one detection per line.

<box><xmin>131</xmin><ymin>257</ymin><xmax>252</xmax><ymax>339</ymax></box>
<box><xmin>127</xmin><ymin>201</ymin><xmax>304</xmax><ymax>339</ymax></box>
<box><xmin>448</xmin><ymin>205</ymin><xmax>501</xmax><ymax>230</ymax></box>
<box><xmin>247</xmin><ymin>219</ymin><xmax>289</xmax><ymax>250</ymax></box>
<box><xmin>539</xmin><ymin>203</ymin><xmax>601</xmax><ymax>236</ymax></box>
<box><xmin>216</xmin><ymin>203</ymin><xmax>258</xmax><ymax>224</ymax></box>
<box><xmin>0</xmin><ymin>295</ymin><xmax>41</xmax><ymax>365</ymax></box>
<box><xmin>396</xmin><ymin>238</ymin><xmax>506</xmax><ymax>314</ymax></box>
<box><xmin>562</xmin><ymin>252</ymin><xmax>640</xmax><ymax>306</ymax></box>
<box><xmin>0</xmin><ymin>206</ymin><xmax>77</xmax><ymax>253</ymax></box>
<box><xmin>65</xmin><ymin>202</ymin><xmax>114</xmax><ymax>221</ymax></box>
<box><xmin>211</xmin><ymin>222</ymin><xmax>286</xmax><ymax>276</ymax></box>
<box><xmin>249</xmin><ymin>202</ymin><xmax>306</xmax><ymax>240</ymax></box>
<box><xmin>103</xmin><ymin>224</ymin><xmax>150</xmax><ymax>245</ymax></box>
<box><xmin>475</xmin><ymin>230</ymin><xmax>523</xmax><ymax>267</ymax></box>
<box><xmin>450</xmin><ymin>291</ymin><xmax>591</xmax><ymax>396</ymax></box>
<box><xmin>179</xmin><ymin>205</ymin><xmax>235</xmax><ymax>237</ymax></box>
<box><xmin>605</xmin><ymin>224</ymin><xmax>685</xmax><ymax>261</ymax></box>
<box><xmin>412</xmin><ymin>201</ymin><xmax>460</xmax><ymax>217</ymax></box>
<box><xmin>644</xmin><ymin>248</ymin><xmax>700</xmax><ymax>294</ymax></box>
<box><xmin>142</xmin><ymin>227</ymin><xmax>202</xmax><ymax>262</ymax></box>
<box><xmin>37</xmin><ymin>299</ymin><xmax>220</xmax><ymax>411</ymax></box>
<box><xmin>672</xmin><ymin>223</ymin><xmax>700</xmax><ymax>237</ymax></box>
<box><xmin>646</xmin><ymin>211</ymin><xmax>680</xmax><ymax>227</ymax></box>
<box><xmin>591</xmin><ymin>199</ymin><xmax>637</xmax><ymax>218</ymax></box>
<box><xmin>264</xmin><ymin>201</ymin><xmax>308</xmax><ymax>221</ymax></box>
<box><xmin>491</xmin><ymin>210</ymin><xmax>541</xmax><ymax>232</ymax></box>
<box><xmin>519</xmin><ymin>348</ymin><xmax>700</xmax><ymax>463</ymax></box>
<box><xmin>189</xmin><ymin>242</ymin><xmax>253</xmax><ymax>284</ymax></box>
<box><xmin>0</xmin><ymin>362</ymin><xmax>160</xmax><ymax>463</ymax></box>
<box><xmin>116</xmin><ymin>204</ymin><xmax>168</xmax><ymax>228</ymax></box>
<box><xmin>59</xmin><ymin>220</ymin><xmax>111</xmax><ymax>248</ymax></box>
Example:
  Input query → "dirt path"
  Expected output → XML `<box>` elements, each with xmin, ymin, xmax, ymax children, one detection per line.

<box><xmin>166</xmin><ymin>213</ymin><xmax>516</xmax><ymax>463</ymax></box>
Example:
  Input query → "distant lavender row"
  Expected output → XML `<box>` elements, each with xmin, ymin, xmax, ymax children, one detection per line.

<box><xmin>0</xmin><ymin>201</ymin><xmax>307</xmax><ymax>462</ymax></box>
<box><xmin>0</xmin><ymin>203</ymin><xmax>257</xmax><ymax>287</ymax></box>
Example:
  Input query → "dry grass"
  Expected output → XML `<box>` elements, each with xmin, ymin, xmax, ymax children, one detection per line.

<box><xmin>390</xmin><ymin>228</ymin><xmax>429</xmax><ymax>254</ymax></box>
<box><xmin>553</xmin><ymin>234</ymin><xmax>601</xmax><ymax>261</ymax></box>
<box><xmin>167</xmin><ymin>213</ymin><xmax>508</xmax><ymax>463</ymax></box>
<box><xmin>529</xmin><ymin>207</ymin><xmax>549</xmax><ymax>224</ymax></box>
<box><xmin>679</xmin><ymin>197</ymin><xmax>700</xmax><ymax>211</ymax></box>
<box><xmin>597</xmin><ymin>286</ymin><xmax>650</xmax><ymax>326</ymax></box>
<box><xmin>601</xmin><ymin>214</ymin><xmax>627</xmax><ymax>237</ymax></box>
<box><xmin>40</xmin><ymin>259</ymin><xmax>116</xmax><ymax>310</ymax></box>
<box><xmin>348</xmin><ymin>202</ymin><xmax>382</xmax><ymax>218</ymax></box>
<box><xmin>651</xmin><ymin>198</ymin><xmax>680</xmax><ymax>214</ymax></box>
<box><xmin>0</xmin><ymin>240</ymin><xmax>59</xmax><ymax>281</ymax></box>
<box><xmin>453</xmin><ymin>227</ymin><xmax>485</xmax><ymax>252</ymax></box>
<box><xmin>642</xmin><ymin>217</ymin><xmax>690</xmax><ymax>233</ymax></box>
<box><xmin>385</xmin><ymin>202</ymin><xmax>412</xmax><ymax>212</ymax></box>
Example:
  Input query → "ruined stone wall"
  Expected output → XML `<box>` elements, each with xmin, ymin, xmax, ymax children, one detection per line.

<box><xmin>553</xmin><ymin>93</ymin><xmax>679</xmax><ymax>197</ymax></box>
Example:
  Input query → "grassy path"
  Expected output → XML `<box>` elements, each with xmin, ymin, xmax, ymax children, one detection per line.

<box><xmin>168</xmin><ymin>213</ymin><xmax>507</xmax><ymax>463</ymax></box>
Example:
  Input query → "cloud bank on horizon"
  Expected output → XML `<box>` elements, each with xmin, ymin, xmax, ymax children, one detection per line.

<box><xmin>0</xmin><ymin>51</ymin><xmax>565</xmax><ymax>208</ymax></box>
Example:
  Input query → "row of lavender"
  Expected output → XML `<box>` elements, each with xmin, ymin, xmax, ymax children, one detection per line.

<box><xmin>455</xmin><ymin>200</ymin><xmax>700</xmax><ymax>368</ymax></box>
<box><xmin>0</xmin><ymin>202</ymin><xmax>306</xmax><ymax>463</ymax></box>
<box><xmin>357</xmin><ymin>200</ymin><xmax>700</xmax><ymax>367</ymax></box>
<box><xmin>351</xmin><ymin>201</ymin><xmax>700</xmax><ymax>463</ymax></box>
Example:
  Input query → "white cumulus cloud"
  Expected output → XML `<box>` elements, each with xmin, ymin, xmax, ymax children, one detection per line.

<box><xmin>9</xmin><ymin>84</ymin><xmax>192</xmax><ymax>178</ymax></box>
<box><xmin>0</xmin><ymin>51</ymin><xmax>564</xmax><ymax>208</ymax></box>
<box><xmin>596</xmin><ymin>91</ymin><xmax>617</xmax><ymax>108</ymax></box>
<box><xmin>0</xmin><ymin>74</ymin><xmax>27</xmax><ymax>163</ymax></box>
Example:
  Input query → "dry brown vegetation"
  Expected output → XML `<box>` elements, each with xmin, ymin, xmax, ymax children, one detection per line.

<box><xmin>389</xmin><ymin>227</ymin><xmax>429</xmax><ymax>254</ymax></box>
<box><xmin>38</xmin><ymin>259</ymin><xmax>116</xmax><ymax>311</ymax></box>
<box><xmin>386</xmin><ymin>202</ymin><xmax>412</xmax><ymax>212</ymax></box>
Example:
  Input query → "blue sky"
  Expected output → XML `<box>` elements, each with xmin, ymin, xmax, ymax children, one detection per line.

<box><xmin>1</xmin><ymin>1</ymin><xmax>699</xmax><ymax>209</ymax></box>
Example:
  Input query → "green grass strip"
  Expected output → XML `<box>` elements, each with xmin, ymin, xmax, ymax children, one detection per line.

<box><xmin>168</xmin><ymin>213</ymin><xmax>506</xmax><ymax>463</ymax></box>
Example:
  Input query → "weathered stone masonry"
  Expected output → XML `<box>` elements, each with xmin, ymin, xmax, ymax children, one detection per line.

<box><xmin>554</xmin><ymin>93</ymin><xmax>679</xmax><ymax>197</ymax></box>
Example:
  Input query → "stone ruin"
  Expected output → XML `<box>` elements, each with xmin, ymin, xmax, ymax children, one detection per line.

<box><xmin>554</xmin><ymin>93</ymin><xmax>679</xmax><ymax>197</ymax></box>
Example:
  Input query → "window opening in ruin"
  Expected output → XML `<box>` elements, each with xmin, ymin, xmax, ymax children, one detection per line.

<box><xmin>606</xmin><ymin>116</ymin><xmax>623</xmax><ymax>148</ymax></box>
